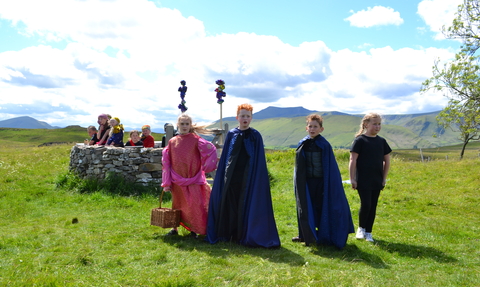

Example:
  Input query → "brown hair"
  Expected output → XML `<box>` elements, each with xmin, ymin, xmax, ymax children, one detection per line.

<box><xmin>306</xmin><ymin>114</ymin><xmax>323</xmax><ymax>127</ymax></box>
<box><xmin>87</xmin><ymin>125</ymin><xmax>97</xmax><ymax>132</ymax></box>
<box><xmin>355</xmin><ymin>112</ymin><xmax>382</xmax><ymax>137</ymax></box>
<box><xmin>237</xmin><ymin>103</ymin><xmax>253</xmax><ymax>116</ymax></box>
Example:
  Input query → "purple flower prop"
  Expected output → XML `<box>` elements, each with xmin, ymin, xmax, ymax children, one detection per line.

<box><xmin>178</xmin><ymin>103</ymin><xmax>188</xmax><ymax>113</ymax></box>
<box><xmin>215</xmin><ymin>79</ymin><xmax>226</xmax><ymax>104</ymax></box>
<box><xmin>178</xmin><ymin>80</ymin><xmax>188</xmax><ymax>112</ymax></box>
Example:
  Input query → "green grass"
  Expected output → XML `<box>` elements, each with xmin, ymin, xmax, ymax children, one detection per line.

<box><xmin>0</xmin><ymin>138</ymin><xmax>479</xmax><ymax>286</ymax></box>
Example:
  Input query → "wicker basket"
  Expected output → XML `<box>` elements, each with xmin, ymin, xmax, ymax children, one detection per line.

<box><xmin>150</xmin><ymin>189</ymin><xmax>181</xmax><ymax>228</ymax></box>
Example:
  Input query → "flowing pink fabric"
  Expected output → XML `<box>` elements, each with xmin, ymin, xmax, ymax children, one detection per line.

<box><xmin>161</xmin><ymin>133</ymin><xmax>217</xmax><ymax>235</ymax></box>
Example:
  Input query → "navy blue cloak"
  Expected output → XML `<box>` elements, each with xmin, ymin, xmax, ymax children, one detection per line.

<box><xmin>206</xmin><ymin>127</ymin><xmax>280</xmax><ymax>248</ymax></box>
<box><xmin>294</xmin><ymin>135</ymin><xmax>354</xmax><ymax>249</ymax></box>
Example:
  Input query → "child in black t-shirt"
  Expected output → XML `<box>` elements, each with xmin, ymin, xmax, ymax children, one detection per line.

<box><xmin>349</xmin><ymin>112</ymin><xmax>392</xmax><ymax>243</ymax></box>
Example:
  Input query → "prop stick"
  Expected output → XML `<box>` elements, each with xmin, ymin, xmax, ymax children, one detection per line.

<box><xmin>215</xmin><ymin>79</ymin><xmax>226</xmax><ymax>144</ymax></box>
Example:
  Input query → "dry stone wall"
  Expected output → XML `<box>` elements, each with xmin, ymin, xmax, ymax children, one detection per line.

<box><xmin>69</xmin><ymin>145</ymin><xmax>164</xmax><ymax>184</ymax></box>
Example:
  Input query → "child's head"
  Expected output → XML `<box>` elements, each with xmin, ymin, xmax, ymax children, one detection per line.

<box><xmin>97</xmin><ymin>114</ymin><xmax>109</xmax><ymax>125</ymax></box>
<box><xmin>356</xmin><ymin>112</ymin><xmax>382</xmax><ymax>137</ymax></box>
<box><xmin>177</xmin><ymin>114</ymin><xmax>193</xmax><ymax>134</ymax></box>
<box><xmin>129</xmin><ymin>130</ymin><xmax>140</xmax><ymax>141</ymax></box>
<box><xmin>236</xmin><ymin>103</ymin><xmax>253</xmax><ymax>130</ymax></box>
<box><xmin>109</xmin><ymin>117</ymin><xmax>120</xmax><ymax>127</ymax></box>
<box><xmin>142</xmin><ymin>125</ymin><xmax>151</xmax><ymax>136</ymax></box>
<box><xmin>305</xmin><ymin>114</ymin><xmax>324</xmax><ymax>138</ymax></box>
<box><xmin>87</xmin><ymin>125</ymin><xmax>97</xmax><ymax>137</ymax></box>
<box><xmin>109</xmin><ymin>117</ymin><xmax>123</xmax><ymax>135</ymax></box>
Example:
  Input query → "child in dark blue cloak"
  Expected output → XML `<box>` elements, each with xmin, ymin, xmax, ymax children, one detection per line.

<box><xmin>106</xmin><ymin>117</ymin><xmax>124</xmax><ymax>147</ymax></box>
<box><xmin>206</xmin><ymin>103</ymin><xmax>280</xmax><ymax>248</ymax></box>
<box><xmin>293</xmin><ymin>114</ymin><xmax>354</xmax><ymax>249</ymax></box>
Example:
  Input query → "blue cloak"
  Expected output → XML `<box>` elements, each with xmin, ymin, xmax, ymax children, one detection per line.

<box><xmin>206</xmin><ymin>127</ymin><xmax>280</xmax><ymax>248</ymax></box>
<box><xmin>294</xmin><ymin>135</ymin><xmax>354</xmax><ymax>249</ymax></box>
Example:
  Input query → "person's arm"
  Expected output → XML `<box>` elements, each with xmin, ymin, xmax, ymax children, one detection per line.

<box><xmin>98</xmin><ymin>128</ymin><xmax>111</xmax><ymax>145</ymax></box>
<box><xmin>198</xmin><ymin>138</ymin><xmax>218</xmax><ymax>173</ymax></box>
<box><xmin>382</xmin><ymin>153</ymin><xmax>391</xmax><ymax>188</ymax></box>
<box><xmin>161</xmin><ymin>144</ymin><xmax>172</xmax><ymax>191</ymax></box>
<box><xmin>349</xmin><ymin>152</ymin><xmax>358</xmax><ymax>189</ymax></box>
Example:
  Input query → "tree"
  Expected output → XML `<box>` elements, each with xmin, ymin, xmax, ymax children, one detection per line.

<box><xmin>421</xmin><ymin>0</ymin><xmax>480</xmax><ymax>158</ymax></box>
<box><xmin>444</xmin><ymin>0</ymin><xmax>480</xmax><ymax>55</ymax></box>
<box><xmin>436</xmin><ymin>98</ymin><xmax>480</xmax><ymax>159</ymax></box>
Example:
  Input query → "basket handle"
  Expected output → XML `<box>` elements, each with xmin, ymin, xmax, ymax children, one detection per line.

<box><xmin>159</xmin><ymin>188</ymin><xmax>165</xmax><ymax>208</ymax></box>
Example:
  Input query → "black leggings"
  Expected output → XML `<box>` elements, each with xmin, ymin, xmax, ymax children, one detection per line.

<box><xmin>357</xmin><ymin>189</ymin><xmax>381</xmax><ymax>233</ymax></box>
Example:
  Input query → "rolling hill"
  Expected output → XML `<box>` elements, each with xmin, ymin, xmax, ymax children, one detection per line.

<box><xmin>210</xmin><ymin>107</ymin><xmax>462</xmax><ymax>149</ymax></box>
<box><xmin>0</xmin><ymin>107</ymin><xmax>465</xmax><ymax>149</ymax></box>
<box><xmin>0</xmin><ymin>116</ymin><xmax>57</xmax><ymax>129</ymax></box>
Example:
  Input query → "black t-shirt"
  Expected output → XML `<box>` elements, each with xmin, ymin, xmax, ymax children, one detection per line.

<box><xmin>90</xmin><ymin>133</ymin><xmax>99</xmax><ymax>143</ymax></box>
<box><xmin>351</xmin><ymin>134</ymin><xmax>392</xmax><ymax>190</ymax></box>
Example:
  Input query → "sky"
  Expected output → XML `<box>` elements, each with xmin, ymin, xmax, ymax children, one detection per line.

<box><xmin>0</xmin><ymin>0</ymin><xmax>464</xmax><ymax>129</ymax></box>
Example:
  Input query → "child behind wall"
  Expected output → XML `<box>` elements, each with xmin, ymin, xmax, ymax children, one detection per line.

<box><xmin>96</xmin><ymin>114</ymin><xmax>111</xmax><ymax>145</ymax></box>
<box><xmin>125</xmin><ymin>130</ymin><xmax>143</xmax><ymax>147</ymax></box>
<box><xmin>86</xmin><ymin>125</ymin><xmax>98</xmax><ymax>145</ymax></box>
<box><xmin>141</xmin><ymin>125</ymin><xmax>155</xmax><ymax>148</ymax></box>
<box><xmin>106</xmin><ymin>117</ymin><xmax>124</xmax><ymax>147</ymax></box>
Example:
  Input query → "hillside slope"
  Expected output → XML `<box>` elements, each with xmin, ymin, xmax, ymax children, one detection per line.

<box><xmin>211</xmin><ymin>109</ymin><xmax>462</xmax><ymax>149</ymax></box>
<box><xmin>1</xmin><ymin>107</ymin><xmax>464</xmax><ymax>149</ymax></box>
<box><xmin>0</xmin><ymin>116</ymin><xmax>55</xmax><ymax>129</ymax></box>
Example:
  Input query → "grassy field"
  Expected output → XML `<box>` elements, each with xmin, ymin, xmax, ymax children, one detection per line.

<box><xmin>0</xmin><ymin>131</ymin><xmax>479</xmax><ymax>286</ymax></box>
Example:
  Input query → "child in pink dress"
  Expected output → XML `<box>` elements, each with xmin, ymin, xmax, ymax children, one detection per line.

<box><xmin>161</xmin><ymin>114</ymin><xmax>217</xmax><ymax>237</ymax></box>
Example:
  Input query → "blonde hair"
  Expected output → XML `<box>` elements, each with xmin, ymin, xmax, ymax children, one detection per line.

<box><xmin>177</xmin><ymin>113</ymin><xmax>212</xmax><ymax>135</ymax></box>
<box><xmin>109</xmin><ymin>117</ymin><xmax>124</xmax><ymax>136</ymax></box>
<box><xmin>355</xmin><ymin>112</ymin><xmax>382</xmax><ymax>137</ymax></box>
<box><xmin>306</xmin><ymin>114</ymin><xmax>323</xmax><ymax>127</ymax></box>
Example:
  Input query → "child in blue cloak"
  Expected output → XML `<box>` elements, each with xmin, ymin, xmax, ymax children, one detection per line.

<box><xmin>293</xmin><ymin>114</ymin><xmax>354</xmax><ymax>249</ymax></box>
<box><xmin>106</xmin><ymin>117</ymin><xmax>124</xmax><ymax>147</ymax></box>
<box><xmin>206</xmin><ymin>103</ymin><xmax>280</xmax><ymax>248</ymax></box>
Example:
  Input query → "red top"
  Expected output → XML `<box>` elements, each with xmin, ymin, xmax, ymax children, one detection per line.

<box><xmin>142</xmin><ymin>135</ymin><xmax>155</xmax><ymax>148</ymax></box>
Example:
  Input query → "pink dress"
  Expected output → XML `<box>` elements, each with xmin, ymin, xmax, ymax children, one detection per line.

<box><xmin>161</xmin><ymin>133</ymin><xmax>217</xmax><ymax>235</ymax></box>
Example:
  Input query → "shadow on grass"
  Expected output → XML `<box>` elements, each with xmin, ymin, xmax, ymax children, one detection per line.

<box><xmin>375</xmin><ymin>240</ymin><xmax>458</xmax><ymax>263</ymax></box>
<box><xmin>309</xmin><ymin>243</ymin><xmax>389</xmax><ymax>269</ymax></box>
<box><xmin>153</xmin><ymin>231</ymin><xmax>306</xmax><ymax>266</ymax></box>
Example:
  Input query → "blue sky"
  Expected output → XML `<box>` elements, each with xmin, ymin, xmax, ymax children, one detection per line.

<box><xmin>0</xmin><ymin>0</ymin><xmax>463</xmax><ymax>128</ymax></box>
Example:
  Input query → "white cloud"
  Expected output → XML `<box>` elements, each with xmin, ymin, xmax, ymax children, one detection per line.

<box><xmin>0</xmin><ymin>0</ymin><xmax>459</xmax><ymax>130</ymax></box>
<box><xmin>345</xmin><ymin>6</ymin><xmax>404</xmax><ymax>28</ymax></box>
<box><xmin>267</xmin><ymin>46</ymin><xmax>454</xmax><ymax>115</ymax></box>
<box><xmin>417</xmin><ymin>0</ymin><xmax>463</xmax><ymax>40</ymax></box>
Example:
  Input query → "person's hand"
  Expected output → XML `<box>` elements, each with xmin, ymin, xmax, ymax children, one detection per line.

<box><xmin>163</xmin><ymin>186</ymin><xmax>171</xmax><ymax>192</ymax></box>
<box><xmin>351</xmin><ymin>179</ymin><xmax>357</xmax><ymax>190</ymax></box>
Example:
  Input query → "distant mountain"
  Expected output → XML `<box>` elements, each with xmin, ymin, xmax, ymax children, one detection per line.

<box><xmin>0</xmin><ymin>116</ymin><xmax>56</xmax><ymax>129</ymax></box>
<box><xmin>1</xmin><ymin>108</ymin><xmax>462</xmax><ymax>149</ymax></box>
<box><xmin>211</xmin><ymin>107</ymin><xmax>461</xmax><ymax>149</ymax></box>
<box><xmin>222</xmin><ymin>106</ymin><xmax>349</xmax><ymax>121</ymax></box>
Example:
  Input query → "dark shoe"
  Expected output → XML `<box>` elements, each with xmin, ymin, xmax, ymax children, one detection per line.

<box><xmin>165</xmin><ymin>229</ymin><xmax>178</xmax><ymax>236</ymax></box>
<box><xmin>292</xmin><ymin>236</ymin><xmax>304</xmax><ymax>242</ymax></box>
<box><xmin>190</xmin><ymin>231</ymin><xmax>198</xmax><ymax>239</ymax></box>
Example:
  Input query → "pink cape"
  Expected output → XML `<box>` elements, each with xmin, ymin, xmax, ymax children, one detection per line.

<box><xmin>161</xmin><ymin>133</ymin><xmax>217</xmax><ymax>235</ymax></box>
